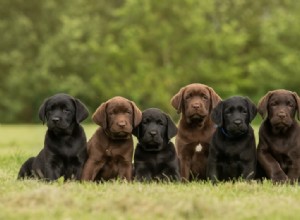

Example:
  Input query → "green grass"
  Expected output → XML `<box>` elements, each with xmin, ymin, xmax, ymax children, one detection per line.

<box><xmin>1</xmin><ymin>124</ymin><xmax>300</xmax><ymax>220</ymax></box>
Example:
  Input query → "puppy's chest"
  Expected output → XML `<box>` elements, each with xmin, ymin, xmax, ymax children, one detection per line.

<box><xmin>216</xmin><ymin>142</ymin><xmax>244</xmax><ymax>160</ymax></box>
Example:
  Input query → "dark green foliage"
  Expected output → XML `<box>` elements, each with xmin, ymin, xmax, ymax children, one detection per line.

<box><xmin>1</xmin><ymin>0</ymin><xmax>300</xmax><ymax>122</ymax></box>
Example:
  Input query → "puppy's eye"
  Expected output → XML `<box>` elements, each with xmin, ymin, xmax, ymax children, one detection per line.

<box><xmin>270</xmin><ymin>102</ymin><xmax>277</xmax><ymax>107</ymax></box>
<box><xmin>157</xmin><ymin>120</ymin><xmax>164</xmax><ymax>125</ymax></box>
<box><xmin>185</xmin><ymin>93</ymin><xmax>192</xmax><ymax>99</ymax></box>
<box><xmin>287</xmin><ymin>101</ymin><xmax>294</xmax><ymax>107</ymax></box>
<box><xmin>142</xmin><ymin>119</ymin><xmax>149</xmax><ymax>124</ymax></box>
<box><xmin>63</xmin><ymin>109</ymin><xmax>70</xmax><ymax>114</ymax></box>
<box><xmin>202</xmin><ymin>95</ymin><xmax>209</xmax><ymax>100</ymax></box>
<box><xmin>126</xmin><ymin>110</ymin><xmax>132</xmax><ymax>114</ymax></box>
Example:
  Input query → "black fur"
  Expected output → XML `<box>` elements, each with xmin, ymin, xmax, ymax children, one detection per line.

<box><xmin>17</xmin><ymin>93</ymin><xmax>89</xmax><ymax>181</ymax></box>
<box><xmin>207</xmin><ymin>96</ymin><xmax>257</xmax><ymax>182</ymax></box>
<box><xmin>133</xmin><ymin>108</ymin><xmax>180</xmax><ymax>182</ymax></box>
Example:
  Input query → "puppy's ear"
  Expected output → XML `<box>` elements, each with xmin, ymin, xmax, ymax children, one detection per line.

<box><xmin>132</xmin><ymin>125</ymin><xmax>140</xmax><ymax>138</ymax></box>
<box><xmin>165</xmin><ymin>113</ymin><xmax>178</xmax><ymax>140</ymax></box>
<box><xmin>211</xmin><ymin>101</ymin><xmax>223</xmax><ymax>127</ymax></box>
<box><xmin>38</xmin><ymin>98</ymin><xmax>49</xmax><ymax>124</ymax></box>
<box><xmin>245</xmin><ymin>97</ymin><xmax>257</xmax><ymax>122</ymax></box>
<box><xmin>74</xmin><ymin>99</ymin><xmax>89</xmax><ymax>123</ymax></box>
<box><xmin>92</xmin><ymin>102</ymin><xmax>107</xmax><ymax>129</ymax></box>
<box><xmin>292</xmin><ymin>92</ymin><xmax>300</xmax><ymax>120</ymax></box>
<box><xmin>171</xmin><ymin>87</ymin><xmax>185</xmax><ymax>114</ymax></box>
<box><xmin>131</xmin><ymin>101</ymin><xmax>142</xmax><ymax>127</ymax></box>
<box><xmin>257</xmin><ymin>91</ymin><xmax>273</xmax><ymax>119</ymax></box>
<box><xmin>206</xmin><ymin>86</ymin><xmax>222</xmax><ymax>111</ymax></box>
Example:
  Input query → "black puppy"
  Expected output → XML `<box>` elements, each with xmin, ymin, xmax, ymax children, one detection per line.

<box><xmin>133</xmin><ymin>108</ymin><xmax>180</xmax><ymax>182</ymax></box>
<box><xmin>207</xmin><ymin>96</ymin><xmax>257</xmax><ymax>182</ymax></box>
<box><xmin>18</xmin><ymin>93</ymin><xmax>89</xmax><ymax>181</ymax></box>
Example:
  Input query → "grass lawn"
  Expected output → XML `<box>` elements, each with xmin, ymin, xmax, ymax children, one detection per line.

<box><xmin>0</xmin><ymin>124</ymin><xmax>300</xmax><ymax>220</ymax></box>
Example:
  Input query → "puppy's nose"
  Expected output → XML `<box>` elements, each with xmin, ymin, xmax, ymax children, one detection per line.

<box><xmin>150</xmin><ymin>131</ymin><xmax>157</xmax><ymax>137</ymax></box>
<box><xmin>117</xmin><ymin>121</ymin><xmax>126</xmax><ymax>128</ymax></box>
<box><xmin>192</xmin><ymin>103</ymin><xmax>200</xmax><ymax>109</ymax></box>
<box><xmin>278</xmin><ymin>112</ymin><xmax>287</xmax><ymax>119</ymax></box>
<box><xmin>52</xmin><ymin>117</ymin><xmax>60</xmax><ymax>123</ymax></box>
<box><xmin>233</xmin><ymin>119</ymin><xmax>242</xmax><ymax>126</ymax></box>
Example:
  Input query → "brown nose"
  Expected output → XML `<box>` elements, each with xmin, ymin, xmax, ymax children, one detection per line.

<box><xmin>192</xmin><ymin>103</ymin><xmax>200</xmax><ymax>109</ymax></box>
<box><xmin>117</xmin><ymin>121</ymin><xmax>126</xmax><ymax>128</ymax></box>
<box><xmin>278</xmin><ymin>112</ymin><xmax>287</xmax><ymax>119</ymax></box>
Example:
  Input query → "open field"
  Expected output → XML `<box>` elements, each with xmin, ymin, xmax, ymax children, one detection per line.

<box><xmin>1</xmin><ymin>124</ymin><xmax>300</xmax><ymax>220</ymax></box>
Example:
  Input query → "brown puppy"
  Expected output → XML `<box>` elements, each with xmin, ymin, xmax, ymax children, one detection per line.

<box><xmin>171</xmin><ymin>83</ymin><xmax>222</xmax><ymax>181</ymax></box>
<box><xmin>257</xmin><ymin>89</ymin><xmax>300</xmax><ymax>183</ymax></box>
<box><xmin>81</xmin><ymin>96</ymin><xmax>142</xmax><ymax>181</ymax></box>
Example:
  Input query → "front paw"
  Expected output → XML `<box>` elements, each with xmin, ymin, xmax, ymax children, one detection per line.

<box><xmin>271</xmin><ymin>172</ymin><xmax>288</xmax><ymax>183</ymax></box>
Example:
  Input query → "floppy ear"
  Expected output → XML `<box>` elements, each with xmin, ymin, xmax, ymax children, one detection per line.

<box><xmin>257</xmin><ymin>91</ymin><xmax>273</xmax><ymax>119</ymax></box>
<box><xmin>92</xmin><ymin>102</ymin><xmax>107</xmax><ymax>129</ymax></box>
<box><xmin>165</xmin><ymin>113</ymin><xmax>178</xmax><ymax>140</ymax></box>
<box><xmin>171</xmin><ymin>87</ymin><xmax>185</xmax><ymax>114</ymax></box>
<box><xmin>211</xmin><ymin>101</ymin><xmax>223</xmax><ymax>127</ymax></box>
<box><xmin>292</xmin><ymin>92</ymin><xmax>300</xmax><ymax>120</ymax></box>
<box><xmin>132</xmin><ymin>125</ymin><xmax>140</xmax><ymax>138</ymax></box>
<box><xmin>73</xmin><ymin>98</ymin><xmax>89</xmax><ymax>123</ymax></box>
<box><xmin>131</xmin><ymin>101</ymin><xmax>142</xmax><ymax>127</ymax></box>
<box><xmin>206</xmin><ymin>86</ymin><xmax>222</xmax><ymax>111</ymax></box>
<box><xmin>38</xmin><ymin>98</ymin><xmax>49</xmax><ymax>124</ymax></box>
<box><xmin>244</xmin><ymin>97</ymin><xmax>257</xmax><ymax>122</ymax></box>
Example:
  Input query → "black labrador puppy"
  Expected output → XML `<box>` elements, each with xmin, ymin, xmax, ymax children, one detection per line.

<box><xmin>133</xmin><ymin>108</ymin><xmax>180</xmax><ymax>182</ymax></box>
<box><xmin>207</xmin><ymin>96</ymin><xmax>257</xmax><ymax>182</ymax></box>
<box><xmin>18</xmin><ymin>93</ymin><xmax>89</xmax><ymax>181</ymax></box>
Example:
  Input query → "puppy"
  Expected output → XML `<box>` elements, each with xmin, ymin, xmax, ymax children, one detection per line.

<box><xmin>207</xmin><ymin>96</ymin><xmax>257</xmax><ymax>182</ymax></box>
<box><xmin>81</xmin><ymin>96</ymin><xmax>142</xmax><ymax>181</ymax></box>
<box><xmin>133</xmin><ymin>108</ymin><xmax>180</xmax><ymax>182</ymax></box>
<box><xmin>18</xmin><ymin>93</ymin><xmax>89</xmax><ymax>181</ymax></box>
<box><xmin>257</xmin><ymin>89</ymin><xmax>300</xmax><ymax>183</ymax></box>
<box><xmin>171</xmin><ymin>83</ymin><xmax>222</xmax><ymax>181</ymax></box>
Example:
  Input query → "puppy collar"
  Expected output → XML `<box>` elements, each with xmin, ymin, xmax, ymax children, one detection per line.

<box><xmin>104</xmin><ymin>129</ymin><xmax>131</xmax><ymax>140</ymax></box>
<box><xmin>220</xmin><ymin>127</ymin><xmax>247</xmax><ymax>139</ymax></box>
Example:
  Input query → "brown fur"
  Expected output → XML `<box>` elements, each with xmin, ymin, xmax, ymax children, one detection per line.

<box><xmin>171</xmin><ymin>83</ymin><xmax>222</xmax><ymax>181</ymax></box>
<box><xmin>257</xmin><ymin>89</ymin><xmax>300</xmax><ymax>183</ymax></box>
<box><xmin>81</xmin><ymin>96</ymin><xmax>142</xmax><ymax>181</ymax></box>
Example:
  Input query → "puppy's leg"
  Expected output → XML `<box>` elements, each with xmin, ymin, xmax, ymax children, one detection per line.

<box><xmin>17</xmin><ymin>157</ymin><xmax>35</xmax><ymax>179</ymax></box>
<box><xmin>159</xmin><ymin>167</ymin><xmax>181</xmax><ymax>182</ymax></box>
<box><xmin>81</xmin><ymin>159</ymin><xmax>105</xmax><ymax>181</ymax></box>
<box><xmin>118</xmin><ymin>161</ymin><xmax>132</xmax><ymax>181</ymax></box>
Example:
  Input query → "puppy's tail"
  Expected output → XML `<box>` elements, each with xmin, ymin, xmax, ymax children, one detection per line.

<box><xmin>17</xmin><ymin>157</ymin><xmax>35</xmax><ymax>179</ymax></box>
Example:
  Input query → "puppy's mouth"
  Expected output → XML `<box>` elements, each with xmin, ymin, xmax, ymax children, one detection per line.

<box><xmin>105</xmin><ymin>130</ymin><xmax>131</xmax><ymax>140</ymax></box>
<box><xmin>271</xmin><ymin>119</ymin><xmax>292</xmax><ymax>128</ymax></box>
<box><xmin>141</xmin><ymin>144</ymin><xmax>162</xmax><ymax>152</ymax></box>
<box><xmin>189</xmin><ymin>114</ymin><xmax>206</xmax><ymax>124</ymax></box>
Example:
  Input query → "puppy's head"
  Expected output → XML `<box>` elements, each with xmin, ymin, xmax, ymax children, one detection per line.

<box><xmin>211</xmin><ymin>96</ymin><xmax>257</xmax><ymax>137</ymax></box>
<box><xmin>171</xmin><ymin>83</ymin><xmax>221</xmax><ymax>127</ymax></box>
<box><xmin>133</xmin><ymin>108</ymin><xmax>177</xmax><ymax>151</ymax></box>
<box><xmin>258</xmin><ymin>89</ymin><xmax>300</xmax><ymax>133</ymax></box>
<box><xmin>38</xmin><ymin>93</ymin><xmax>89</xmax><ymax>131</ymax></box>
<box><xmin>93</xmin><ymin>96</ymin><xmax>142</xmax><ymax>139</ymax></box>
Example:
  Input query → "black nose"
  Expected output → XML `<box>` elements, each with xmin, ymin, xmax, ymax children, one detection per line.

<box><xmin>52</xmin><ymin>117</ymin><xmax>60</xmax><ymax>123</ymax></box>
<box><xmin>150</xmin><ymin>131</ymin><xmax>157</xmax><ymax>137</ymax></box>
<box><xmin>233</xmin><ymin>119</ymin><xmax>242</xmax><ymax>126</ymax></box>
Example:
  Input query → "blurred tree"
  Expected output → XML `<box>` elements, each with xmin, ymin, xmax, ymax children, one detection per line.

<box><xmin>0</xmin><ymin>0</ymin><xmax>300</xmax><ymax>123</ymax></box>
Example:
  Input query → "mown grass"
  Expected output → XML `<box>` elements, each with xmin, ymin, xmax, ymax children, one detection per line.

<box><xmin>1</xmin><ymin>124</ymin><xmax>300</xmax><ymax>220</ymax></box>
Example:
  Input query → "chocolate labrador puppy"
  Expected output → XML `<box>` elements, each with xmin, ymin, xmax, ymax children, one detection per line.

<box><xmin>17</xmin><ymin>93</ymin><xmax>89</xmax><ymax>181</ymax></box>
<box><xmin>257</xmin><ymin>89</ymin><xmax>300</xmax><ymax>183</ymax></box>
<box><xmin>171</xmin><ymin>83</ymin><xmax>222</xmax><ymax>181</ymax></box>
<box><xmin>81</xmin><ymin>96</ymin><xmax>142</xmax><ymax>182</ymax></box>
<box><xmin>133</xmin><ymin>108</ymin><xmax>180</xmax><ymax>182</ymax></box>
<box><xmin>207</xmin><ymin>96</ymin><xmax>257</xmax><ymax>183</ymax></box>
